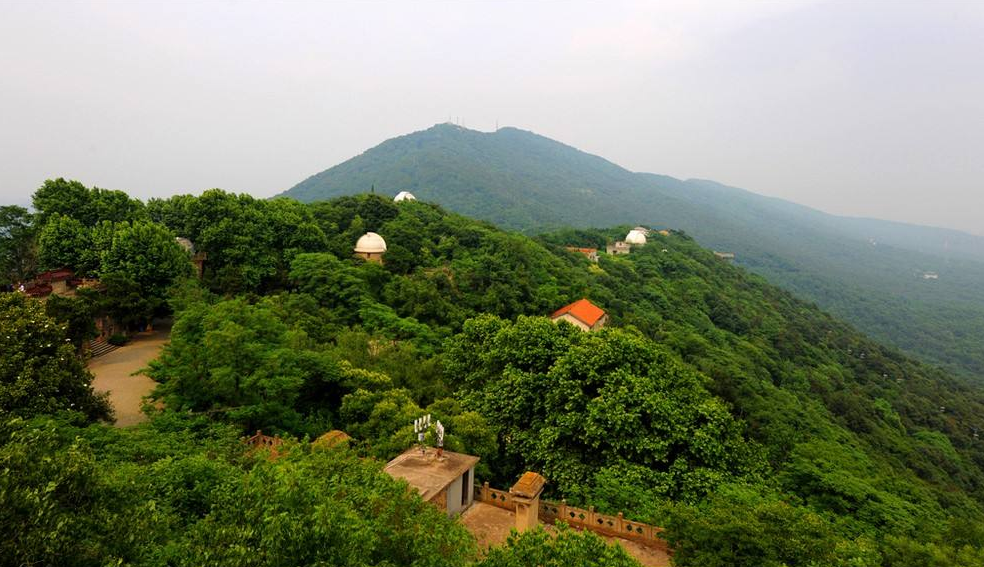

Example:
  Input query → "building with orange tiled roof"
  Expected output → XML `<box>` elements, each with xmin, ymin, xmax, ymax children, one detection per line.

<box><xmin>565</xmin><ymin>246</ymin><xmax>599</xmax><ymax>262</ymax></box>
<box><xmin>550</xmin><ymin>298</ymin><xmax>608</xmax><ymax>331</ymax></box>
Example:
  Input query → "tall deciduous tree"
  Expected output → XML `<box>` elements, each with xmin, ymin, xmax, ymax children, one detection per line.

<box><xmin>36</xmin><ymin>213</ymin><xmax>93</xmax><ymax>273</ymax></box>
<box><xmin>32</xmin><ymin>178</ymin><xmax>144</xmax><ymax>226</ymax></box>
<box><xmin>445</xmin><ymin>314</ymin><xmax>764</xmax><ymax>502</ymax></box>
<box><xmin>100</xmin><ymin>221</ymin><xmax>191</xmax><ymax>301</ymax></box>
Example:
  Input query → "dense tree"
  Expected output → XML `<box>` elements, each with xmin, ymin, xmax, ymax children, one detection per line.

<box><xmin>0</xmin><ymin>293</ymin><xmax>110</xmax><ymax>421</ymax></box>
<box><xmin>446</xmin><ymin>315</ymin><xmax>764</xmax><ymax>502</ymax></box>
<box><xmin>32</xmin><ymin>178</ymin><xmax>145</xmax><ymax>227</ymax></box>
<box><xmin>0</xmin><ymin>205</ymin><xmax>36</xmax><ymax>285</ymax></box>
<box><xmin>1</xmin><ymin>415</ymin><xmax>477</xmax><ymax>567</ymax></box>
<box><xmin>9</xmin><ymin>187</ymin><xmax>984</xmax><ymax>565</ymax></box>
<box><xmin>148</xmin><ymin>297</ymin><xmax>339</xmax><ymax>434</ymax></box>
<box><xmin>98</xmin><ymin>220</ymin><xmax>191</xmax><ymax>326</ymax></box>
<box><xmin>147</xmin><ymin>190</ymin><xmax>326</xmax><ymax>294</ymax></box>
<box><xmin>476</xmin><ymin>525</ymin><xmax>641</xmax><ymax>567</ymax></box>
<box><xmin>45</xmin><ymin>294</ymin><xmax>97</xmax><ymax>349</ymax></box>
<box><xmin>36</xmin><ymin>213</ymin><xmax>93</xmax><ymax>273</ymax></box>
<box><xmin>661</xmin><ymin>484</ymin><xmax>880</xmax><ymax>567</ymax></box>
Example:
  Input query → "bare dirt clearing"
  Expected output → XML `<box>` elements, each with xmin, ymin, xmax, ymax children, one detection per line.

<box><xmin>89</xmin><ymin>328</ymin><xmax>169</xmax><ymax>427</ymax></box>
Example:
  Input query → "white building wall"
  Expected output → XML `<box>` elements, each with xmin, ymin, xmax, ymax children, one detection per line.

<box><xmin>446</xmin><ymin>475</ymin><xmax>464</xmax><ymax>516</ymax></box>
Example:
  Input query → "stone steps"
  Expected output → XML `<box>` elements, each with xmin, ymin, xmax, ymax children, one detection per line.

<box><xmin>88</xmin><ymin>339</ymin><xmax>120</xmax><ymax>359</ymax></box>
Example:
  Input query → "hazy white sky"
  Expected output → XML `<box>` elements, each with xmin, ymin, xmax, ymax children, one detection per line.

<box><xmin>1</xmin><ymin>0</ymin><xmax>982</xmax><ymax>235</ymax></box>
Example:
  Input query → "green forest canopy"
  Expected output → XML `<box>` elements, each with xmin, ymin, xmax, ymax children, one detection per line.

<box><xmin>4</xmin><ymin>181</ymin><xmax>984</xmax><ymax>566</ymax></box>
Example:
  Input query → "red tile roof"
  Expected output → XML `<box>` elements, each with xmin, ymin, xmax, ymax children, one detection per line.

<box><xmin>37</xmin><ymin>268</ymin><xmax>74</xmax><ymax>283</ymax></box>
<box><xmin>565</xmin><ymin>247</ymin><xmax>598</xmax><ymax>255</ymax></box>
<box><xmin>551</xmin><ymin>298</ymin><xmax>606</xmax><ymax>327</ymax></box>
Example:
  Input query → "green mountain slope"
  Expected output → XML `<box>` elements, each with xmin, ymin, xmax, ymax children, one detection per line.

<box><xmin>17</xmin><ymin>184</ymin><xmax>984</xmax><ymax>565</ymax></box>
<box><xmin>146</xmin><ymin>192</ymin><xmax>984</xmax><ymax>565</ymax></box>
<box><xmin>281</xmin><ymin>124</ymin><xmax>984</xmax><ymax>379</ymax></box>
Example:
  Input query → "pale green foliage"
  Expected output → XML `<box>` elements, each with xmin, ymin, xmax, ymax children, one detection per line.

<box><xmin>477</xmin><ymin>525</ymin><xmax>641</xmax><ymax>567</ymax></box>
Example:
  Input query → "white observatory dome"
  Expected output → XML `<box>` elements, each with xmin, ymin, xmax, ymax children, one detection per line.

<box><xmin>625</xmin><ymin>229</ymin><xmax>648</xmax><ymax>245</ymax></box>
<box><xmin>394</xmin><ymin>191</ymin><xmax>417</xmax><ymax>202</ymax></box>
<box><xmin>354</xmin><ymin>232</ymin><xmax>387</xmax><ymax>253</ymax></box>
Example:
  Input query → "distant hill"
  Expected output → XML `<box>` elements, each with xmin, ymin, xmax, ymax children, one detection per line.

<box><xmin>281</xmin><ymin>124</ymin><xmax>984</xmax><ymax>379</ymax></box>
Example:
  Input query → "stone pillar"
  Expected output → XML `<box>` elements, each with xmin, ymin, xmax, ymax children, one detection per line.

<box><xmin>509</xmin><ymin>472</ymin><xmax>546</xmax><ymax>532</ymax></box>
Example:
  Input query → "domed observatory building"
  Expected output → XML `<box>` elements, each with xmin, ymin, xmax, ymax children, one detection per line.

<box><xmin>625</xmin><ymin>229</ymin><xmax>647</xmax><ymax>246</ymax></box>
<box><xmin>354</xmin><ymin>232</ymin><xmax>387</xmax><ymax>264</ymax></box>
<box><xmin>394</xmin><ymin>191</ymin><xmax>417</xmax><ymax>202</ymax></box>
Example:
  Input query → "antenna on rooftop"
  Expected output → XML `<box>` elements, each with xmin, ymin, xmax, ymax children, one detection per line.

<box><xmin>413</xmin><ymin>414</ymin><xmax>432</xmax><ymax>455</ymax></box>
<box><xmin>435</xmin><ymin>420</ymin><xmax>445</xmax><ymax>459</ymax></box>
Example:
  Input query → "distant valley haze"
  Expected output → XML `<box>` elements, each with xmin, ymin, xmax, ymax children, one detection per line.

<box><xmin>1</xmin><ymin>0</ymin><xmax>983</xmax><ymax>237</ymax></box>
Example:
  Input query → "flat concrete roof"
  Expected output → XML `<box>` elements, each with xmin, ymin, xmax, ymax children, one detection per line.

<box><xmin>384</xmin><ymin>448</ymin><xmax>480</xmax><ymax>500</ymax></box>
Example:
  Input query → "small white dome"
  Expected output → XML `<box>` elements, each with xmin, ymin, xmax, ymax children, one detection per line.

<box><xmin>625</xmin><ymin>229</ymin><xmax>647</xmax><ymax>245</ymax></box>
<box><xmin>354</xmin><ymin>232</ymin><xmax>387</xmax><ymax>253</ymax></box>
<box><xmin>394</xmin><ymin>191</ymin><xmax>416</xmax><ymax>202</ymax></box>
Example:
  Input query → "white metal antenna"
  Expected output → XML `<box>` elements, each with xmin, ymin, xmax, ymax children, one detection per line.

<box><xmin>435</xmin><ymin>420</ymin><xmax>445</xmax><ymax>459</ymax></box>
<box><xmin>413</xmin><ymin>414</ymin><xmax>433</xmax><ymax>455</ymax></box>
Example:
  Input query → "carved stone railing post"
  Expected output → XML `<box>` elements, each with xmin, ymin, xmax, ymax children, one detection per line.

<box><xmin>509</xmin><ymin>472</ymin><xmax>546</xmax><ymax>532</ymax></box>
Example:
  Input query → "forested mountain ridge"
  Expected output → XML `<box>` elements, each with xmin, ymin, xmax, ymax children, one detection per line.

<box><xmin>7</xmin><ymin>184</ymin><xmax>984</xmax><ymax>566</ymax></box>
<box><xmin>280</xmin><ymin>124</ymin><xmax>984</xmax><ymax>380</ymax></box>
<box><xmin>147</xmin><ymin>192</ymin><xmax>984</xmax><ymax>565</ymax></box>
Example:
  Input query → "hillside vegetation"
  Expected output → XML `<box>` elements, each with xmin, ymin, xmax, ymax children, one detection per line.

<box><xmin>280</xmin><ymin>124</ymin><xmax>984</xmax><ymax>380</ymax></box>
<box><xmin>6</xmin><ymin>185</ymin><xmax>984</xmax><ymax>566</ymax></box>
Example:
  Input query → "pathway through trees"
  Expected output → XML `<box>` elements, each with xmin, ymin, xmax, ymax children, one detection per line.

<box><xmin>89</xmin><ymin>327</ymin><xmax>169</xmax><ymax>427</ymax></box>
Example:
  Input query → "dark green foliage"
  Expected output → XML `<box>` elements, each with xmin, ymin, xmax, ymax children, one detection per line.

<box><xmin>0</xmin><ymin>415</ymin><xmax>476</xmax><ymax>567</ymax></box>
<box><xmin>96</xmin><ymin>273</ymin><xmax>162</xmax><ymax>331</ymax></box>
<box><xmin>150</xmin><ymin>290</ymin><xmax>499</xmax><ymax>465</ymax></box>
<box><xmin>107</xmin><ymin>333</ymin><xmax>127</xmax><ymax>346</ymax></box>
<box><xmin>97</xmin><ymin>220</ymin><xmax>192</xmax><ymax>326</ymax></box>
<box><xmin>148</xmin><ymin>296</ymin><xmax>344</xmax><ymax>435</ymax></box>
<box><xmin>9</xmin><ymin>183</ymin><xmax>984</xmax><ymax>565</ymax></box>
<box><xmin>0</xmin><ymin>205</ymin><xmax>36</xmax><ymax>285</ymax></box>
<box><xmin>0</xmin><ymin>294</ymin><xmax>110</xmax><ymax>421</ymax></box>
<box><xmin>147</xmin><ymin>190</ymin><xmax>326</xmax><ymax>293</ymax></box>
<box><xmin>44</xmin><ymin>294</ymin><xmax>97</xmax><ymax>349</ymax></box>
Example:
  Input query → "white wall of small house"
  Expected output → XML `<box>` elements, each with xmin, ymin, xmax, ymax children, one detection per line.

<box><xmin>553</xmin><ymin>313</ymin><xmax>590</xmax><ymax>332</ymax></box>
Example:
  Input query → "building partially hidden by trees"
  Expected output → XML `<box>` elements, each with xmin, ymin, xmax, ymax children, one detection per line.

<box><xmin>550</xmin><ymin>298</ymin><xmax>608</xmax><ymax>331</ymax></box>
<box><xmin>566</xmin><ymin>246</ymin><xmax>599</xmax><ymax>262</ymax></box>
<box><xmin>384</xmin><ymin>447</ymin><xmax>478</xmax><ymax>517</ymax></box>
<box><xmin>606</xmin><ymin>241</ymin><xmax>631</xmax><ymax>255</ymax></box>
<box><xmin>354</xmin><ymin>231</ymin><xmax>387</xmax><ymax>263</ymax></box>
<box><xmin>625</xmin><ymin>229</ymin><xmax>648</xmax><ymax>246</ymax></box>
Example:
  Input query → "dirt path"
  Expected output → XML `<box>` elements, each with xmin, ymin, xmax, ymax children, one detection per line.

<box><xmin>89</xmin><ymin>329</ymin><xmax>170</xmax><ymax>427</ymax></box>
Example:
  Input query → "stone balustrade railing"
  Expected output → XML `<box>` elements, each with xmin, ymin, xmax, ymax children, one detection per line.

<box><xmin>474</xmin><ymin>481</ymin><xmax>667</xmax><ymax>551</ymax></box>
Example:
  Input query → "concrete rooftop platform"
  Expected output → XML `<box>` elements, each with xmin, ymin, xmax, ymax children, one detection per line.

<box><xmin>384</xmin><ymin>448</ymin><xmax>480</xmax><ymax>500</ymax></box>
